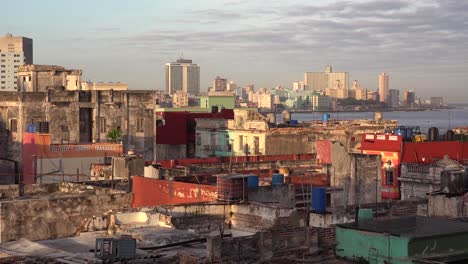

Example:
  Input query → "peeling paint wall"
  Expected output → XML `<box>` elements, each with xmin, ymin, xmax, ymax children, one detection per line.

<box><xmin>131</xmin><ymin>176</ymin><xmax>217</xmax><ymax>207</ymax></box>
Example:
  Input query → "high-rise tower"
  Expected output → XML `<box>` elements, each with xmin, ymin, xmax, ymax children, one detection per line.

<box><xmin>378</xmin><ymin>72</ymin><xmax>389</xmax><ymax>103</ymax></box>
<box><xmin>165</xmin><ymin>58</ymin><xmax>200</xmax><ymax>95</ymax></box>
<box><xmin>0</xmin><ymin>34</ymin><xmax>33</xmax><ymax>91</ymax></box>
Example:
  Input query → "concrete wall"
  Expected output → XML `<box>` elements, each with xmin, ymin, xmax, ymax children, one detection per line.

<box><xmin>131</xmin><ymin>177</ymin><xmax>217</xmax><ymax>207</ymax></box>
<box><xmin>427</xmin><ymin>195</ymin><xmax>468</xmax><ymax>218</ymax></box>
<box><xmin>0</xmin><ymin>183</ymin><xmax>132</xmax><ymax>242</ymax></box>
<box><xmin>247</xmin><ymin>184</ymin><xmax>296</xmax><ymax>208</ymax></box>
<box><xmin>331</xmin><ymin>142</ymin><xmax>381</xmax><ymax>206</ymax></box>
<box><xmin>38</xmin><ymin>156</ymin><xmax>109</xmax><ymax>183</ymax></box>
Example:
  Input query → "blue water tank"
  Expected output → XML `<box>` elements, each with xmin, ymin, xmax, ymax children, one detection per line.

<box><xmin>312</xmin><ymin>187</ymin><xmax>326</xmax><ymax>213</ymax></box>
<box><xmin>290</xmin><ymin>120</ymin><xmax>299</xmax><ymax>125</ymax></box>
<box><xmin>26</xmin><ymin>124</ymin><xmax>36</xmax><ymax>133</ymax></box>
<box><xmin>322</xmin><ymin>113</ymin><xmax>331</xmax><ymax>122</ymax></box>
<box><xmin>406</xmin><ymin>127</ymin><xmax>413</xmax><ymax>141</ymax></box>
<box><xmin>247</xmin><ymin>175</ymin><xmax>259</xmax><ymax>188</ymax></box>
<box><xmin>271</xmin><ymin>173</ymin><xmax>284</xmax><ymax>186</ymax></box>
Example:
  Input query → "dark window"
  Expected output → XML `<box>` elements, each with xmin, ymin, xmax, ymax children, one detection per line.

<box><xmin>136</xmin><ymin>118</ymin><xmax>144</xmax><ymax>132</ymax></box>
<box><xmin>196</xmin><ymin>133</ymin><xmax>201</xmax><ymax>146</ymax></box>
<box><xmin>100</xmin><ymin>118</ymin><xmax>106</xmax><ymax>133</ymax></box>
<box><xmin>10</xmin><ymin>119</ymin><xmax>17</xmax><ymax>132</ymax></box>
<box><xmin>385</xmin><ymin>170</ymin><xmax>394</xmax><ymax>185</ymax></box>
<box><xmin>36</xmin><ymin>122</ymin><xmax>49</xmax><ymax>133</ymax></box>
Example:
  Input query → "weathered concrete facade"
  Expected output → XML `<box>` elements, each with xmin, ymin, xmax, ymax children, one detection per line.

<box><xmin>0</xmin><ymin>89</ymin><xmax>160</xmax><ymax>170</ymax></box>
<box><xmin>0</xmin><ymin>182</ymin><xmax>132</xmax><ymax>242</ymax></box>
<box><xmin>17</xmin><ymin>65</ymin><xmax>82</xmax><ymax>92</ymax></box>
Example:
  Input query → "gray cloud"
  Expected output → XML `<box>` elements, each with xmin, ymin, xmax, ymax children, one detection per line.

<box><xmin>91</xmin><ymin>0</ymin><xmax>468</xmax><ymax>100</ymax></box>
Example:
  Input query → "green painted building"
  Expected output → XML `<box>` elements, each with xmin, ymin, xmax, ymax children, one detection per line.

<box><xmin>336</xmin><ymin>216</ymin><xmax>468</xmax><ymax>263</ymax></box>
<box><xmin>200</xmin><ymin>92</ymin><xmax>235</xmax><ymax>110</ymax></box>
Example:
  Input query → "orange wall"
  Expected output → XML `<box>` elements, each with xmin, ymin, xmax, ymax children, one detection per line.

<box><xmin>132</xmin><ymin>176</ymin><xmax>217</xmax><ymax>207</ymax></box>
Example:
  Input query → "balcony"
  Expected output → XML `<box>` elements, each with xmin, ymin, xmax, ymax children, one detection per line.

<box><xmin>39</xmin><ymin>143</ymin><xmax>123</xmax><ymax>158</ymax></box>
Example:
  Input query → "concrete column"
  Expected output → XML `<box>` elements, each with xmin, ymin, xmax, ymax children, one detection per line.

<box><xmin>207</xmin><ymin>236</ymin><xmax>222</xmax><ymax>262</ymax></box>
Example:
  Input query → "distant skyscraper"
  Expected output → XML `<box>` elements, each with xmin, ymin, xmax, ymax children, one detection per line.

<box><xmin>388</xmin><ymin>89</ymin><xmax>399</xmax><ymax>108</ymax></box>
<box><xmin>0</xmin><ymin>34</ymin><xmax>33</xmax><ymax>91</ymax></box>
<box><xmin>378</xmin><ymin>72</ymin><xmax>389</xmax><ymax>103</ymax></box>
<box><xmin>212</xmin><ymin>76</ymin><xmax>227</xmax><ymax>91</ymax></box>
<box><xmin>403</xmin><ymin>90</ymin><xmax>415</xmax><ymax>106</ymax></box>
<box><xmin>165</xmin><ymin>58</ymin><xmax>200</xmax><ymax>95</ymax></box>
<box><xmin>304</xmin><ymin>65</ymin><xmax>349</xmax><ymax>98</ymax></box>
<box><xmin>226</xmin><ymin>81</ymin><xmax>237</xmax><ymax>92</ymax></box>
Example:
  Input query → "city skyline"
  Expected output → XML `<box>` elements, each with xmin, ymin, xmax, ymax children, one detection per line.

<box><xmin>2</xmin><ymin>0</ymin><xmax>467</xmax><ymax>102</ymax></box>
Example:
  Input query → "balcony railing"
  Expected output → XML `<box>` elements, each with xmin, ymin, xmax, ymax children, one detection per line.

<box><xmin>49</xmin><ymin>143</ymin><xmax>123</xmax><ymax>153</ymax></box>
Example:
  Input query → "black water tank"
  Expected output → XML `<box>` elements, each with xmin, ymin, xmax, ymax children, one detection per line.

<box><xmin>428</xmin><ymin>127</ymin><xmax>439</xmax><ymax>141</ymax></box>
<box><xmin>211</xmin><ymin>105</ymin><xmax>219</xmax><ymax>113</ymax></box>
<box><xmin>445</xmin><ymin>130</ymin><xmax>455</xmax><ymax>141</ymax></box>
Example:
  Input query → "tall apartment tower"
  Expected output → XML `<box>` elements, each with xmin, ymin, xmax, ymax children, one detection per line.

<box><xmin>165</xmin><ymin>58</ymin><xmax>200</xmax><ymax>95</ymax></box>
<box><xmin>304</xmin><ymin>65</ymin><xmax>349</xmax><ymax>94</ymax></box>
<box><xmin>378</xmin><ymin>72</ymin><xmax>389</xmax><ymax>103</ymax></box>
<box><xmin>0</xmin><ymin>34</ymin><xmax>33</xmax><ymax>91</ymax></box>
<box><xmin>212</xmin><ymin>76</ymin><xmax>227</xmax><ymax>91</ymax></box>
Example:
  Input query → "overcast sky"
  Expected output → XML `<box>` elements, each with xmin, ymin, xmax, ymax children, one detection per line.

<box><xmin>2</xmin><ymin>0</ymin><xmax>467</xmax><ymax>102</ymax></box>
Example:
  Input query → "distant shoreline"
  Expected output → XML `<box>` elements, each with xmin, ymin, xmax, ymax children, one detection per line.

<box><xmin>261</xmin><ymin>107</ymin><xmax>457</xmax><ymax>114</ymax></box>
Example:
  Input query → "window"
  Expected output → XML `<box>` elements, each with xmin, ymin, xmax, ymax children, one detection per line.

<box><xmin>9</xmin><ymin>119</ymin><xmax>17</xmax><ymax>133</ymax></box>
<box><xmin>225</xmin><ymin>134</ymin><xmax>231</xmax><ymax>152</ymax></box>
<box><xmin>0</xmin><ymin>54</ymin><xmax>4</xmax><ymax>57</ymax></box>
<box><xmin>0</xmin><ymin>60</ymin><xmax>4</xmax><ymax>62</ymax></box>
<box><xmin>14</xmin><ymin>65</ymin><xmax>18</xmax><ymax>68</ymax></box>
<box><xmin>136</xmin><ymin>118</ymin><xmax>144</xmax><ymax>132</ymax></box>
<box><xmin>253</xmin><ymin>136</ymin><xmax>260</xmax><ymax>154</ymax></box>
<box><xmin>0</xmin><ymin>65</ymin><xmax>5</xmax><ymax>68</ymax></box>
<box><xmin>36</xmin><ymin>121</ymin><xmax>49</xmax><ymax>133</ymax></box>
<box><xmin>238</xmin><ymin>135</ymin><xmax>243</xmax><ymax>151</ymax></box>
<box><xmin>385</xmin><ymin>170</ymin><xmax>394</xmax><ymax>185</ymax></box>
<box><xmin>99</xmin><ymin>118</ymin><xmax>106</xmax><ymax>133</ymax></box>
<box><xmin>196</xmin><ymin>133</ymin><xmax>201</xmax><ymax>145</ymax></box>
<box><xmin>1</xmin><ymin>81</ymin><xmax>4</xmax><ymax>84</ymax></box>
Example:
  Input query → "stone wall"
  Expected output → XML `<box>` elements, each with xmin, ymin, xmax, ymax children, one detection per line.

<box><xmin>0</xmin><ymin>184</ymin><xmax>132</xmax><ymax>242</ymax></box>
<box><xmin>247</xmin><ymin>184</ymin><xmax>296</xmax><ymax>208</ymax></box>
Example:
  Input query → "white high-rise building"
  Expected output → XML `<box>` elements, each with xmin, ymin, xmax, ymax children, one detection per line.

<box><xmin>304</xmin><ymin>65</ymin><xmax>349</xmax><ymax>98</ymax></box>
<box><xmin>165</xmin><ymin>58</ymin><xmax>200</xmax><ymax>95</ymax></box>
<box><xmin>0</xmin><ymin>34</ymin><xmax>33</xmax><ymax>91</ymax></box>
<box><xmin>226</xmin><ymin>81</ymin><xmax>237</xmax><ymax>92</ymax></box>
<box><xmin>379</xmin><ymin>72</ymin><xmax>389</xmax><ymax>103</ymax></box>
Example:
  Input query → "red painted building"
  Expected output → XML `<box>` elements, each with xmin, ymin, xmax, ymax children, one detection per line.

<box><xmin>155</xmin><ymin>109</ymin><xmax>234</xmax><ymax>159</ymax></box>
<box><xmin>361</xmin><ymin>133</ymin><xmax>468</xmax><ymax>200</ymax></box>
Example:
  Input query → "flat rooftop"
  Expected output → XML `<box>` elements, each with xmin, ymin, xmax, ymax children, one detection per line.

<box><xmin>337</xmin><ymin>216</ymin><xmax>468</xmax><ymax>239</ymax></box>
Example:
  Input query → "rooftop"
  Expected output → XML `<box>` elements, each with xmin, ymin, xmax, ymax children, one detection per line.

<box><xmin>337</xmin><ymin>216</ymin><xmax>468</xmax><ymax>239</ymax></box>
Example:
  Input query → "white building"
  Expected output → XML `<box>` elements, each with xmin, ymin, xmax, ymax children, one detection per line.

<box><xmin>0</xmin><ymin>34</ymin><xmax>33</xmax><ymax>91</ymax></box>
<box><xmin>172</xmin><ymin>90</ymin><xmax>189</xmax><ymax>108</ymax></box>
<box><xmin>251</xmin><ymin>88</ymin><xmax>273</xmax><ymax>109</ymax></box>
<box><xmin>293</xmin><ymin>81</ymin><xmax>306</xmax><ymax>91</ymax></box>
<box><xmin>311</xmin><ymin>94</ymin><xmax>332</xmax><ymax>111</ymax></box>
<box><xmin>226</xmin><ymin>81</ymin><xmax>237</xmax><ymax>92</ymax></box>
<box><xmin>165</xmin><ymin>58</ymin><xmax>200</xmax><ymax>95</ymax></box>
<box><xmin>304</xmin><ymin>65</ymin><xmax>349</xmax><ymax>98</ymax></box>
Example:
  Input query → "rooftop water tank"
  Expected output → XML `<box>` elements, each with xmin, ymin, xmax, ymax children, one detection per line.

<box><xmin>322</xmin><ymin>113</ymin><xmax>331</xmax><ymax>123</ymax></box>
<box><xmin>247</xmin><ymin>175</ymin><xmax>259</xmax><ymax>188</ymax></box>
<box><xmin>282</xmin><ymin>110</ymin><xmax>291</xmax><ymax>123</ymax></box>
<box><xmin>311</xmin><ymin>187</ymin><xmax>326</xmax><ymax>214</ymax></box>
<box><xmin>266</xmin><ymin>113</ymin><xmax>276</xmax><ymax>124</ymax></box>
<box><xmin>271</xmin><ymin>173</ymin><xmax>284</xmax><ymax>186</ymax></box>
